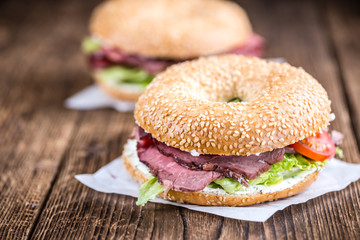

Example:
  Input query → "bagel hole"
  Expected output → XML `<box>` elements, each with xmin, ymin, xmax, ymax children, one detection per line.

<box><xmin>228</xmin><ymin>97</ymin><xmax>244</xmax><ymax>103</ymax></box>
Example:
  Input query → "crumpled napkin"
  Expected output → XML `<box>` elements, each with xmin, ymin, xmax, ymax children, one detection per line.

<box><xmin>75</xmin><ymin>157</ymin><xmax>360</xmax><ymax>222</ymax></box>
<box><xmin>65</xmin><ymin>58</ymin><xmax>286</xmax><ymax>112</ymax></box>
<box><xmin>65</xmin><ymin>85</ymin><xmax>135</xmax><ymax>112</ymax></box>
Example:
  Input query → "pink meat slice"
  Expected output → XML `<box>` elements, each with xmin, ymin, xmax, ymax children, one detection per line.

<box><xmin>154</xmin><ymin>139</ymin><xmax>284</xmax><ymax>181</ymax></box>
<box><xmin>137</xmin><ymin>134</ymin><xmax>221</xmax><ymax>192</ymax></box>
<box><xmin>89</xmin><ymin>33</ymin><xmax>265</xmax><ymax>73</ymax></box>
<box><xmin>89</xmin><ymin>48</ymin><xmax>177</xmax><ymax>74</ymax></box>
<box><xmin>135</xmin><ymin>127</ymin><xmax>286</xmax><ymax>192</ymax></box>
<box><xmin>229</xmin><ymin>33</ymin><xmax>264</xmax><ymax>57</ymax></box>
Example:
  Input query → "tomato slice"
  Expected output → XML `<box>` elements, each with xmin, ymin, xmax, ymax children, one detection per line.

<box><xmin>290</xmin><ymin>131</ymin><xmax>336</xmax><ymax>161</ymax></box>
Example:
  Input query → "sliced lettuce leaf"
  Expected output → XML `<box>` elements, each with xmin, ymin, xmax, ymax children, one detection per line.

<box><xmin>98</xmin><ymin>66</ymin><xmax>153</xmax><ymax>87</ymax></box>
<box><xmin>207</xmin><ymin>154</ymin><xmax>327</xmax><ymax>193</ymax></box>
<box><xmin>82</xmin><ymin>37</ymin><xmax>101</xmax><ymax>54</ymax></box>
<box><xmin>214</xmin><ymin>178</ymin><xmax>243</xmax><ymax>194</ymax></box>
<box><xmin>336</xmin><ymin>146</ymin><xmax>344</xmax><ymax>159</ymax></box>
<box><xmin>249</xmin><ymin>154</ymin><xmax>326</xmax><ymax>186</ymax></box>
<box><xmin>207</xmin><ymin>182</ymin><xmax>222</xmax><ymax>189</ymax></box>
<box><xmin>228</xmin><ymin>98</ymin><xmax>243</xmax><ymax>103</ymax></box>
<box><xmin>136</xmin><ymin>177</ymin><xmax>164</xmax><ymax>206</ymax></box>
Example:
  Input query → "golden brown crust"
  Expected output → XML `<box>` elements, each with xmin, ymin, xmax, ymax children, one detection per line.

<box><xmin>89</xmin><ymin>0</ymin><xmax>252</xmax><ymax>60</ymax></box>
<box><xmin>122</xmin><ymin>153</ymin><xmax>319</xmax><ymax>206</ymax></box>
<box><xmin>135</xmin><ymin>55</ymin><xmax>331</xmax><ymax>155</ymax></box>
<box><xmin>93</xmin><ymin>72</ymin><xmax>142</xmax><ymax>102</ymax></box>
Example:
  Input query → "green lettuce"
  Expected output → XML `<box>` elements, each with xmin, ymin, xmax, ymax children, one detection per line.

<box><xmin>214</xmin><ymin>178</ymin><xmax>243</xmax><ymax>194</ymax></box>
<box><xmin>98</xmin><ymin>66</ymin><xmax>154</xmax><ymax>87</ymax></box>
<box><xmin>81</xmin><ymin>37</ymin><xmax>101</xmax><ymax>54</ymax></box>
<box><xmin>136</xmin><ymin>177</ymin><xmax>164</xmax><ymax>206</ymax></box>
<box><xmin>336</xmin><ymin>147</ymin><xmax>344</xmax><ymax>159</ymax></box>
<box><xmin>228</xmin><ymin>98</ymin><xmax>243</xmax><ymax>103</ymax></box>
<box><xmin>248</xmin><ymin>154</ymin><xmax>326</xmax><ymax>187</ymax></box>
<box><xmin>207</xmin><ymin>154</ymin><xmax>327</xmax><ymax>193</ymax></box>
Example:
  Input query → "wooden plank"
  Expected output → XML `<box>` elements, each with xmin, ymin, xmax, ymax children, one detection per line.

<box><xmin>179</xmin><ymin>209</ymin><xmax>223</xmax><ymax>239</ymax></box>
<box><xmin>326</xmin><ymin>0</ymin><xmax>360</xmax><ymax>146</ymax></box>
<box><xmin>0</xmin><ymin>0</ymin><xmax>95</xmax><ymax>238</ymax></box>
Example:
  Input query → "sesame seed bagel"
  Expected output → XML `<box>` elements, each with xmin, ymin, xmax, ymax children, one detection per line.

<box><xmin>135</xmin><ymin>55</ymin><xmax>331</xmax><ymax>155</ymax></box>
<box><xmin>122</xmin><ymin>144</ymin><xmax>319</xmax><ymax>206</ymax></box>
<box><xmin>89</xmin><ymin>0</ymin><xmax>252</xmax><ymax>60</ymax></box>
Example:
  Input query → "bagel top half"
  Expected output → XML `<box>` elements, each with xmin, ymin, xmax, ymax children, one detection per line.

<box><xmin>134</xmin><ymin>55</ymin><xmax>331</xmax><ymax>156</ymax></box>
<box><xmin>90</xmin><ymin>0</ymin><xmax>252</xmax><ymax>60</ymax></box>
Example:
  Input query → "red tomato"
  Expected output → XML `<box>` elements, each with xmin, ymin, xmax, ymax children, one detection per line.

<box><xmin>290</xmin><ymin>131</ymin><xmax>336</xmax><ymax>161</ymax></box>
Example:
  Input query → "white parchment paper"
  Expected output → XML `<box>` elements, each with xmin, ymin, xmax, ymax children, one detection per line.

<box><xmin>75</xmin><ymin>157</ymin><xmax>360</xmax><ymax>222</ymax></box>
<box><xmin>65</xmin><ymin>85</ymin><xmax>135</xmax><ymax>112</ymax></box>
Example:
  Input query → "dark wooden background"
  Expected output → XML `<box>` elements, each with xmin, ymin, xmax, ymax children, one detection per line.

<box><xmin>0</xmin><ymin>0</ymin><xmax>359</xmax><ymax>239</ymax></box>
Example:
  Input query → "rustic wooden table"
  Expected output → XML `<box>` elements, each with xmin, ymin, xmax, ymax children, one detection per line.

<box><xmin>1</xmin><ymin>0</ymin><xmax>359</xmax><ymax>239</ymax></box>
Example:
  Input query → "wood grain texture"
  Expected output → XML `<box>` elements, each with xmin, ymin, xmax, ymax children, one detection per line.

<box><xmin>326</xmin><ymin>0</ymin><xmax>360</xmax><ymax>147</ymax></box>
<box><xmin>0</xmin><ymin>0</ymin><xmax>359</xmax><ymax>239</ymax></box>
<box><xmin>0</xmin><ymin>0</ymin><xmax>91</xmax><ymax>238</ymax></box>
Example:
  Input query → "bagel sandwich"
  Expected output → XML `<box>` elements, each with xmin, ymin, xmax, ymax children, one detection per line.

<box><xmin>121</xmin><ymin>55</ymin><xmax>343</xmax><ymax>206</ymax></box>
<box><xmin>82</xmin><ymin>0</ymin><xmax>264</xmax><ymax>102</ymax></box>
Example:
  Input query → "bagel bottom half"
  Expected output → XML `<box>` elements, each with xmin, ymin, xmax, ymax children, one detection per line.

<box><xmin>122</xmin><ymin>140</ymin><xmax>319</xmax><ymax>207</ymax></box>
<box><xmin>94</xmin><ymin>72</ymin><xmax>143</xmax><ymax>102</ymax></box>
